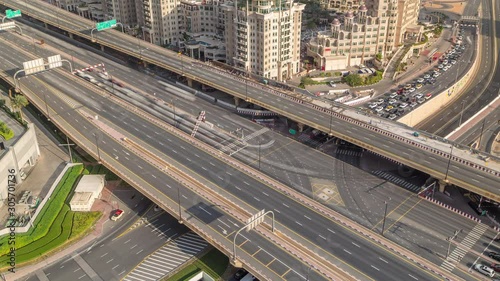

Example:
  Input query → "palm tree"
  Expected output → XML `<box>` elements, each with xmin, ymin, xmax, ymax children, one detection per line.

<box><xmin>11</xmin><ymin>94</ymin><xmax>29</xmax><ymax>123</ymax></box>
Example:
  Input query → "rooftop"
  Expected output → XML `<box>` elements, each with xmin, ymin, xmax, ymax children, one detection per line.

<box><xmin>0</xmin><ymin>93</ymin><xmax>26</xmax><ymax>159</ymax></box>
<box><xmin>75</xmin><ymin>174</ymin><xmax>106</xmax><ymax>193</ymax></box>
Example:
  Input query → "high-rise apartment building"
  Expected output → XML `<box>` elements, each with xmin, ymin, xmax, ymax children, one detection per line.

<box><xmin>306</xmin><ymin>0</ymin><xmax>422</xmax><ymax>71</ymax></box>
<box><xmin>140</xmin><ymin>0</ymin><xmax>182</xmax><ymax>45</ymax></box>
<box><xmin>222</xmin><ymin>0</ymin><xmax>305</xmax><ymax>81</ymax></box>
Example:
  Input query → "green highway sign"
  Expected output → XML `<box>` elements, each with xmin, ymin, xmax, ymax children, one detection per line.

<box><xmin>96</xmin><ymin>19</ymin><xmax>116</xmax><ymax>31</ymax></box>
<box><xmin>6</xmin><ymin>9</ymin><xmax>21</xmax><ymax>19</ymax></box>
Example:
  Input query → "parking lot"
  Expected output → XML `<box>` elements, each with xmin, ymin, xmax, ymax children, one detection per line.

<box><xmin>362</xmin><ymin>24</ymin><xmax>476</xmax><ymax>120</ymax></box>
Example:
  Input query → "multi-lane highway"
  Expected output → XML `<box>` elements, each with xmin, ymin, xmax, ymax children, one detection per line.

<box><xmin>418</xmin><ymin>0</ymin><xmax>499</xmax><ymax>140</ymax></box>
<box><xmin>0</xmin><ymin>31</ymin><xmax>454</xmax><ymax>280</ymax></box>
<box><xmin>1</xmin><ymin>0</ymin><xmax>498</xmax><ymax>201</ymax></box>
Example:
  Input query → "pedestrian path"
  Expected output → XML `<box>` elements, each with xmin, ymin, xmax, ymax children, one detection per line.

<box><xmin>297</xmin><ymin>133</ymin><xmax>322</xmax><ymax>147</ymax></box>
<box><xmin>123</xmin><ymin>232</ymin><xmax>208</xmax><ymax>281</ymax></box>
<box><xmin>441</xmin><ymin>223</ymin><xmax>488</xmax><ymax>272</ymax></box>
<box><xmin>371</xmin><ymin>170</ymin><xmax>421</xmax><ymax>193</ymax></box>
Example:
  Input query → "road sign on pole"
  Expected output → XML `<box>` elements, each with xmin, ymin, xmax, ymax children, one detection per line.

<box><xmin>47</xmin><ymin>55</ymin><xmax>62</xmax><ymax>69</ymax></box>
<box><xmin>0</xmin><ymin>22</ymin><xmax>15</xmax><ymax>31</ymax></box>
<box><xmin>6</xmin><ymin>9</ymin><xmax>21</xmax><ymax>19</ymax></box>
<box><xmin>23</xmin><ymin>58</ymin><xmax>45</xmax><ymax>75</ymax></box>
<box><xmin>96</xmin><ymin>19</ymin><xmax>117</xmax><ymax>31</ymax></box>
<box><xmin>246</xmin><ymin>209</ymin><xmax>265</xmax><ymax>231</ymax></box>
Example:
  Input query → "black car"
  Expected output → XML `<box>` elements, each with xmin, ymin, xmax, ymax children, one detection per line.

<box><xmin>234</xmin><ymin>268</ymin><xmax>248</xmax><ymax>280</ymax></box>
<box><xmin>488</xmin><ymin>252</ymin><xmax>500</xmax><ymax>262</ymax></box>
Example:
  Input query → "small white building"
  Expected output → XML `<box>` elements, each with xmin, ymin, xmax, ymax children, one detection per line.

<box><xmin>70</xmin><ymin>174</ymin><xmax>106</xmax><ymax>211</ymax></box>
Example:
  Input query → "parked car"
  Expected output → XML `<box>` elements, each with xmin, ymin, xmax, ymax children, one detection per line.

<box><xmin>425</xmin><ymin>93</ymin><xmax>433</xmax><ymax>99</ymax></box>
<box><xmin>424</xmin><ymin>74</ymin><xmax>431</xmax><ymax>79</ymax></box>
<box><xmin>474</xmin><ymin>263</ymin><xmax>495</xmax><ymax>277</ymax></box>
<box><xmin>388</xmin><ymin>114</ymin><xmax>397</xmax><ymax>120</ymax></box>
<box><xmin>489</xmin><ymin>252</ymin><xmax>500</xmax><ymax>262</ymax></box>
<box><xmin>111</xmin><ymin>209</ymin><xmax>124</xmax><ymax>221</ymax></box>
<box><xmin>399</xmin><ymin>103</ymin><xmax>408</xmax><ymax>108</ymax></box>
<box><xmin>491</xmin><ymin>263</ymin><xmax>500</xmax><ymax>272</ymax></box>
<box><xmin>234</xmin><ymin>268</ymin><xmax>249</xmax><ymax>280</ymax></box>
<box><xmin>417</xmin><ymin>78</ymin><xmax>425</xmax><ymax>83</ymax></box>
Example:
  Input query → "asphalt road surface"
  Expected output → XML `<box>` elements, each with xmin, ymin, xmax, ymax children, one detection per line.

<box><xmin>0</xmin><ymin>39</ymin><xmax>444</xmax><ymax>280</ymax></box>
<box><xmin>1</xmin><ymin>0</ymin><xmax>497</xmax><ymax>197</ymax></box>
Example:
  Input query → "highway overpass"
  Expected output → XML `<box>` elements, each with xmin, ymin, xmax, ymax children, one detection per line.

<box><xmin>0</xmin><ymin>32</ymin><xmax>457</xmax><ymax>280</ymax></box>
<box><xmin>1</xmin><ymin>0</ymin><xmax>498</xmax><ymax>202</ymax></box>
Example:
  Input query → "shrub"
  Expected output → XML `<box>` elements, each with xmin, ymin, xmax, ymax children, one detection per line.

<box><xmin>0</xmin><ymin>121</ymin><xmax>14</xmax><ymax>140</ymax></box>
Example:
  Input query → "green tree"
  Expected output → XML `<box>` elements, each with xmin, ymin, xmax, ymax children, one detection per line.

<box><xmin>376</xmin><ymin>53</ymin><xmax>382</xmax><ymax>61</ymax></box>
<box><xmin>344</xmin><ymin>74</ymin><xmax>364</xmax><ymax>87</ymax></box>
<box><xmin>11</xmin><ymin>94</ymin><xmax>29</xmax><ymax>122</ymax></box>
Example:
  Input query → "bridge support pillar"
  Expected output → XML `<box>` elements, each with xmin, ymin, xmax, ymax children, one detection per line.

<box><xmin>234</xmin><ymin>96</ymin><xmax>240</xmax><ymax>107</ymax></box>
<box><xmin>69</xmin><ymin>33</ymin><xmax>73</xmax><ymax>39</ymax></box>
<box><xmin>230</xmin><ymin>258</ymin><xmax>243</xmax><ymax>268</ymax></box>
<box><xmin>187</xmin><ymin>78</ymin><xmax>193</xmax><ymax>88</ymax></box>
<box><xmin>44</xmin><ymin>22</ymin><xmax>48</xmax><ymax>29</ymax></box>
<box><xmin>438</xmin><ymin>180</ymin><xmax>448</xmax><ymax>193</ymax></box>
<box><xmin>297</xmin><ymin>122</ymin><xmax>304</xmax><ymax>132</ymax></box>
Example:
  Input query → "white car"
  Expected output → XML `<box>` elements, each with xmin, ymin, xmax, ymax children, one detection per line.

<box><xmin>368</xmin><ymin>103</ymin><xmax>378</xmax><ymax>109</ymax></box>
<box><xmin>399</xmin><ymin>103</ymin><xmax>408</xmax><ymax>108</ymax></box>
<box><xmin>389</xmin><ymin>92</ymin><xmax>398</xmax><ymax>99</ymax></box>
<box><xmin>329</xmin><ymin>81</ymin><xmax>337</xmax><ymax>87</ymax></box>
<box><xmin>424</xmin><ymin>74</ymin><xmax>431</xmax><ymax>79</ymax></box>
<box><xmin>409</xmin><ymin>88</ymin><xmax>416</xmax><ymax>93</ymax></box>
<box><xmin>415</xmin><ymin>93</ymin><xmax>423</xmax><ymax>99</ymax></box>
<box><xmin>375</xmin><ymin>106</ymin><xmax>384</xmax><ymax>112</ymax></box>
<box><xmin>388</xmin><ymin>99</ymin><xmax>397</xmax><ymax>105</ymax></box>
<box><xmin>451</xmin><ymin>60</ymin><xmax>457</xmax><ymax>65</ymax></box>
<box><xmin>474</xmin><ymin>263</ymin><xmax>495</xmax><ymax>277</ymax></box>
<box><xmin>417</xmin><ymin>78</ymin><xmax>425</xmax><ymax>83</ymax></box>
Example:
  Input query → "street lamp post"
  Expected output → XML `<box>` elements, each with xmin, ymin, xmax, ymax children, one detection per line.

<box><xmin>44</xmin><ymin>93</ymin><xmax>50</xmax><ymax>121</ymax></box>
<box><xmin>329</xmin><ymin>104</ymin><xmax>334</xmax><ymax>135</ymax></box>
<box><xmin>444</xmin><ymin>145</ymin><xmax>454</xmax><ymax>182</ymax></box>
<box><xmin>178</xmin><ymin>186</ymin><xmax>183</xmax><ymax>224</ymax></box>
<box><xmin>446</xmin><ymin>229</ymin><xmax>462</xmax><ymax>259</ymax></box>
<box><xmin>458</xmin><ymin>101</ymin><xmax>465</xmax><ymax>127</ymax></box>
<box><xmin>258</xmin><ymin>142</ymin><xmax>261</xmax><ymax>170</ymax></box>
<box><xmin>171</xmin><ymin>99</ymin><xmax>177</xmax><ymax>127</ymax></box>
<box><xmin>477</xmin><ymin>119</ymin><xmax>486</xmax><ymax>148</ymax></box>
<box><xmin>381</xmin><ymin>201</ymin><xmax>389</xmax><ymax>236</ymax></box>
<box><xmin>58</xmin><ymin>136</ymin><xmax>75</xmax><ymax>163</ymax></box>
<box><xmin>94</xmin><ymin>134</ymin><xmax>102</xmax><ymax>164</ymax></box>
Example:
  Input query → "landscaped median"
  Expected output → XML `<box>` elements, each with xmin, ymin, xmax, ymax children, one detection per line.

<box><xmin>163</xmin><ymin>248</ymin><xmax>229</xmax><ymax>281</ymax></box>
<box><xmin>0</xmin><ymin>165</ymin><xmax>102</xmax><ymax>271</ymax></box>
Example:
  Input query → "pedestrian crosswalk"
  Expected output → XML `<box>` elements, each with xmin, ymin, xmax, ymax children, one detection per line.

<box><xmin>371</xmin><ymin>170</ymin><xmax>421</xmax><ymax>193</ymax></box>
<box><xmin>336</xmin><ymin>149</ymin><xmax>363</xmax><ymax>157</ymax></box>
<box><xmin>441</xmin><ymin>223</ymin><xmax>488</xmax><ymax>272</ymax></box>
<box><xmin>123</xmin><ymin>232</ymin><xmax>208</xmax><ymax>281</ymax></box>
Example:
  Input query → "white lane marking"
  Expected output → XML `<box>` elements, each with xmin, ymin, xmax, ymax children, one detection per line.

<box><xmin>138</xmin><ymin>165</ymin><xmax>143</xmax><ymax>169</ymax></box>
<box><xmin>235</xmin><ymin>186</ymin><xmax>241</xmax><ymax>190</ymax></box>
<box><xmin>124</xmin><ymin>239</ymin><xmax>131</xmax><ymax>244</ymax></box>
<box><xmin>319</xmin><ymin>235</ymin><xmax>327</xmax><ymax>240</ymax></box>
<box><xmin>130</xmin><ymin>244</ymin><xmax>137</xmax><ymax>249</ymax></box>
<box><xmin>136</xmin><ymin>249</ymin><xmax>144</xmax><ymax>255</ymax></box>
<box><xmin>106</xmin><ymin>259</ymin><xmax>114</xmax><ymax>264</ymax></box>
<box><xmin>152</xmin><ymin>174</ymin><xmax>156</xmax><ymax>178</ymax></box>
<box><xmin>100</xmin><ymin>253</ymin><xmax>108</xmax><ymax>258</ymax></box>
<box><xmin>343</xmin><ymin>249</ymin><xmax>352</xmax><ymax>254</ymax></box>
<box><xmin>328</xmin><ymin>228</ymin><xmax>336</xmax><ymax>234</ymax></box>
<box><xmin>253</xmin><ymin>196</ymin><xmax>260</xmax><ymax>202</ymax></box>
<box><xmin>283</xmin><ymin>203</ymin><xmax>290</xmax><ymax>208</ymax></box>
<box><xmin>379</xmin><ymin>257</ymin><xmax>388</xmax><ymax>263</ymax></box>
<box><xmin>202</xmin><ymin>167</ymin><xmax>207</xmax><ymax>171</ymax></box>
<box><xmin>371</xmin><ymin>265</ymin><xmax>380</xmax><ymax>271</ymax></box>
<box><xmin>296</xmin><ymin>221</ymin><xmax>303</xmax><ymax>226</ymax></box>
<box><xmin>304</xmin><ymin>215</ymin><xmax>312</xmax><ymax>220</ymax></box>
<box><xmin>172</xmin><ymin>149</ymin><xmax>177</xmax><ymax>153</ymax></box>
<box><xmin>112</xmin><ymin>265</ymin><xmax>119</xmax><ymax>270</ymax></box>
<box><xmin>352</xmin><ymin>242</ymin><xmax>360</xmax><ymax>248</ymax></box>
<box><xmin>243</xmin><ymin>181</ymin><xmax>250</xmax><ymax>185</ymax></box>
<box><xmin>262</xmin><ymin>192</ymin><xmax>269</xmax><ymax>196</ymax></box>
<box><xmin>408</xmin><ymin>274</ymin><xmax>418</xmax><ymax>280</ymax></box>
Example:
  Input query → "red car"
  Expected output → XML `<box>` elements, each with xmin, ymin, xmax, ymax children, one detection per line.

<box><xmin>491</xmin><ymin>263</ymin><xmax>500</xmax><ymax>272</ymax></box>
<box><xmin>111</xmin><ymin>209</ymin><xmax>124</xmax><ymax>221</ymax></box>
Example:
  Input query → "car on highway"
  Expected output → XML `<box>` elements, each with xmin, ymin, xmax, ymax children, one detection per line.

<box><xmin>399</xmin><ymin>103</ymin><xmax>408</xmax><ymax>109</ymax></box>
<box><xmin>388</xmin><ymin>99</ymin><xmax>397</xmax><ymax>105</ymax></box>
<box><xmin>425</xmin><ymin>93</ymin><xmax>433</xmax><ymax>99</ymax></box>
<box><xmin>389</xmin><ymin>92</ymin><xmax>398</xmax><ymax>99</ymax></box>
<box><xmin>375</xmin><ymin>106</ymin><xmax>384</xmax><ymax>112</ymax></box>
<box><xmin>474</xmin><ymin>263</ymin><xmax>495</xmax><ymax>277</ymax></box>
<box><xmin>414</xmin><ymin>93</ymin><xmax>423</xmax><ymax>99</ymax></box>
<box><xmin>424</xmin><ymin>74</ymin><xmax>431</xmax><ymax>80</ymax></box>
<box><xmin>404</xmin><ymin>84</ymin><xmax>412</xmax><ymax>90</ymax></box>
<box><xmin>368</xmin><ymin>103</ymin><xmax>378</xmax><ymax>109</ymax></box>
<box><xmin>417</xmin><ymin>78</ymin><xmax>425</xmax><ymax>83</ymax></box>
<box><xmin>438</xmin><ymin>64</ymin><xmax>444</xmax><ymax>69</ymax></box>
<box><xmin>451</xmin><ymin>60</ymin><xmax>457</xmax><ymax>65</ymax></box>
<box><xmin>388</xmin><ymin>114</ymin><xmax>397</xmax><ymax>120</ymax></box>
<box><xmin>410</xmin><ymin>102</ymin><xmax>418</xmax><ymax>108</ymax></box>
<box><xmin>415</xmin><ymin>83</ymin><xmax>423</xmax><ymax>89</ymax></box>
<box><xmin>417</xmin><ymin>98</ymin><xmax>426</xmax><ymax>104</ymax></box>
<box><xmin>111</xmin><ymin>209</ymin><xmax>124</xmax><ymax>221</ymax></box>
<box><xmin>433</xmin><ymin>72</ymin><xmax>441</xmax><ymax>78</ymax></box>
<box><xmin>329</xmin><ymin>81</ymin><xmax>337</xmax><ymax>87</ymax></box>
<box><xmin>234</xmin><ymin>268</ymin><xmax>249</xmax><ymax>280</ymax></box>
<box><xmin>489</xmin><ymin>252</ymin><xmax>500</xmax><ymax>262</ymax></box>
